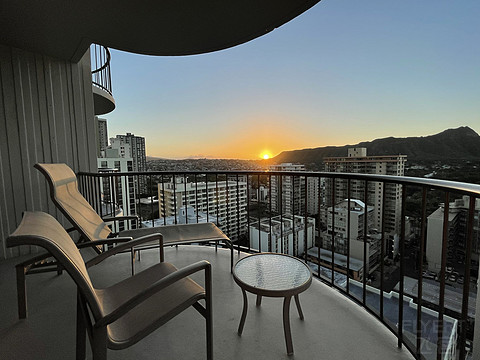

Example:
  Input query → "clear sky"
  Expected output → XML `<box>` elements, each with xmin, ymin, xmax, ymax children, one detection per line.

<box><xmin>106</xmin><ymin>0</ymin><xmax>480</xmax><ymax>160</ymax></box>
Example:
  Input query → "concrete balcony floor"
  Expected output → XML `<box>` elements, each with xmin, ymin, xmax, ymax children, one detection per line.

<box><xmin>0</xmin><ymin>245</ymin><xmax>416</xmax><ymax>360</ymax></box>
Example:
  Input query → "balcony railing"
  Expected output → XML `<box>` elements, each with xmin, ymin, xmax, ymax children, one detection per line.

<box><xmin>77</xmin><ymin>170</ymin><xmax>480</xmax><ymax>360</ymax></box>
<box><xmin>90</xmin><ymin>44</ymin><xmax>112</xmax><ymax>96</ymax></box>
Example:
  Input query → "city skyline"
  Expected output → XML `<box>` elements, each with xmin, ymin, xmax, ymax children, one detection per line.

<box><xmin>107</xmin><ymin>0</ymin><xmax>480</xmax><ymax>160</ymax></box>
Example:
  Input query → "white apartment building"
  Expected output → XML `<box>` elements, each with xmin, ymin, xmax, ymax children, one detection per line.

<box><xmin>97</xmin><ymin>149</ymin><xmax>136</xmax><ymax>230</ymax></box>
<box><xmin>249</xmin><ymin>214</ymin><xmax>315</xmax><ymax>257</ymax></box>
<box><xmin>112</xmin><ymin>133</ymin><xmax>147</xmax><ymax>193</ymax></box>
<box><xmin>142</xmin><ymin>206</ymin><xmax>219</xmax><ymax>228</ymax></box>
<box><xmin>321</xmin><ymin>199</ymin><xmax>384</xmax><ymax>274</ymax></box>
<box><xmin>258</xmin><ymin>185</ymin><xmax>269</xmax><ymax>203</ymax></box>
<box><xmin>158</xmin><ymin>178</ymin><xmax>248</xmax><ymax>240</ymax></box>
<box><xmin>269</xmin><ymin>163</ymin><xmax>319</xmax><ymax>216</ymax></box>
<box><xmin>324</xmin><ymin>148</ymin><xmax>407</xmax><ymax>257</ymax></box>
<box><xmin>109</xmin><ymin>138</ymin><xmax>132</xmax><ymax>159</ymax></box>
<box><xmin>426</xmin><ymin>196</ymin><xmax>480</xmax><ymax>272</ymax></box>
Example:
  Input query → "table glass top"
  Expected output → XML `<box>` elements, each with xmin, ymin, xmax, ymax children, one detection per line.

<box><xmin>233</xmin><ymin>254</ymin><xmax>312</xmax><ymax>291</ymax></box>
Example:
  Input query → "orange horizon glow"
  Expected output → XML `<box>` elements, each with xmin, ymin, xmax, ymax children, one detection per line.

<box><xmin>144</xmin><ymin>114</ymin><xmax>355</xmax><ymax>160</ymax></box>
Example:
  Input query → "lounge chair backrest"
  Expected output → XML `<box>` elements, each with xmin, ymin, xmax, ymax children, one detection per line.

<box><xmin>35</xmin><ymin>163</ymin><xmax>112</xmax><ymax>241</ymax></box>
<box><xmin>6</xmin><ymin>211</ymin><xmax>103</xmax><ymax>319</ymax></box>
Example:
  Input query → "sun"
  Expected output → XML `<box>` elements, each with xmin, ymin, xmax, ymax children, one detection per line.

<box><xmin>262</xmin><ymin>153</ymin><xmax>270</xmax><ymax>160</ymax></box>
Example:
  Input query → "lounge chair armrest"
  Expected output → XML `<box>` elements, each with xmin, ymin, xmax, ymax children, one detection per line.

<box><xmin>76</xmin><ymin>237</ymin><xmax>133</xmax><ymax>249</ymax></box>
<box><xmin>102</xmin><ymin>215</ymin><xmax>140</xmax><ymax>228</ymax></box>
<box><xmin>96</xmin><ymin>260</ymin><xmax>211</xmax><ymax>327</ymax></box>
<box><xmin>85</xmin><ymin>233</ymin><xmax>164</xmax><ymax>268</ymax></box>
<box><xmin>16</xmin><ymin>252</ymin><xmax>53</xmax><ymax>267</ymax></box>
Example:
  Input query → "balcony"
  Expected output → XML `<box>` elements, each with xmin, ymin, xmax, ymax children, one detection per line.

<box><xmin>74</xmin><ymin>170</ymin><xmax>480</xmax><ymax>360</ymax></box>
<box><xmin>1</xmin><ymin>245</ymin><xmax>416</xmax><ymax>360</ymax></box>
<box><xmin>91</xmin><ymin>44</ymin><xmax>115</xmax><ymax>115</ymax></box>
<box><xmin>2</xmin><ymin>2</ymin><xmax>476</xmax><ymax>359</ymax></box>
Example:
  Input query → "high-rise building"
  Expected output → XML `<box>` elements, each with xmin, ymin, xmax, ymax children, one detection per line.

<box><xmin>269</xmin><ymin>163</ymin><xmax>320</xmax><ymax>216</ymax></box>
<box><xmin>111</xmin><ymin>133</ymin><xmax>147</xmax><ymax>193</ymax></box>
<box><xmin>97</xmin><ymin>149</ymin><xmax>136</xmax><ymax>230</ymax></box>
<box><xmin>158</xmin><ymin>177</ymin><xmax>248</xmax><ymax>241</ymax></box>
<box><xmin>323</xmin><ymin>148</ymin><xmax>407</xmax><ymax>257</ymax></box>
<box><xmin>306</xmin><ymin>176</ymin><xmax>320</xmax><ymax>215</ymax></box>
<box><xmin>426</xmin><ymin>196</ymin><xmax>480</xmax><ymax>272</ymax></box>
<box><xmin>269</xmin><ymin>163</ymin><xmax>306</xmax><ymax>216</ymax></box>
<box><xmin>95</xmin><ymin>117</ymin><xmax>108</xmax><ymax>157</ymax></box>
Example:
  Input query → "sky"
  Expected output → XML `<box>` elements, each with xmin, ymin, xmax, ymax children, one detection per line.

<box><xmin>106</xmin><ymin>0</ymin><xmax>480</xmax><ymax>160</ymax></box>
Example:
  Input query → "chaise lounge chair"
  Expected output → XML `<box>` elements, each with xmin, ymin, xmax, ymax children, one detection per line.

<box><xmin>15</xmin><ymin>163</ymin><xmax>232</xmax><ymax>319</ymax></box>
<box><xmin>34</xmin><ymin>163</ymin><xmax>233</xmax><ymax>273</ymax></box>
<box><xmin>7</xmin><ymin>211</ymin><xmax>213</xmax><ymax>360</ymax></box>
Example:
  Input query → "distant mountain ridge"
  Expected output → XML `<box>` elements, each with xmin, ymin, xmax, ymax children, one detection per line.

<box><xmin>273</xmin><ymin>127</ymin><xmax>480</xmax><ymax>164</ymax></box>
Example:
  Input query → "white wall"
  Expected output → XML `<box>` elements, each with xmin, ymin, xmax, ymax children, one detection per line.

<box><xmin>250</xmin><ymin>220</ymin><xmax>315</xmax><ymax>256</ymax></box>
<box><xmin>0</xmin><ymin>45</ymin><xmax>96</xmax><ymax>259</ymax></box>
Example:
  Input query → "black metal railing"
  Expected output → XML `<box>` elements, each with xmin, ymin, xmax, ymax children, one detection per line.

<box><xmin>91</xmin><ymin>44</ymin><xmax>112</xmax><ymax>95</ymax></box>
<box><xmin>77</xmin><ymin>170</ymin><xmax>480</xmax><ymax>360</ymax></box>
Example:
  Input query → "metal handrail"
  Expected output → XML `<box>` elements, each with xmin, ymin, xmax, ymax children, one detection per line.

<box><xmin>78</xmin><ymin>169</ymin><xmax>480</xmax><ymax>360</ymax></box>
<box><xmin>91</xmin><ymin>44</ymin><xmax>112</xmax><ymax>95</ymax></box>
<box><xmin>79</xmin><ymin>170</ymin><xmax>480</xmax><ymax>197</ymax></box>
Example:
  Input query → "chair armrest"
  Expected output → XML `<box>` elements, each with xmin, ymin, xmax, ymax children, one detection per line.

<box><xmin>85</xmin><ymin>233</ymin><xmax>164</xmax><ymax>268</ymax></box>
<box><xmin>16</xmin><ymin>252</ymin><xmax>53</xmax><ymax>267</ymax></box>
<box><xmin>102</xmin><ymin>215</ymin><xmax>140</xmax><ymax>228</ymax></box>
<box><xmin>76</xmin><ymin>237</ymin><xmax>133</xmax><ymax>249</ymax></box>
<box><xmin>95</xmin><ymin>260</ymin><xmax>211</xmax><ymax>327</ymax></box>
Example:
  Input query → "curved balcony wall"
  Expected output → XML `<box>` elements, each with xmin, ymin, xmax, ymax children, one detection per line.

<box><xmin>91</xmin><ymin>44</ymin><xmax>115</xmax><ymax>115</ymax></box>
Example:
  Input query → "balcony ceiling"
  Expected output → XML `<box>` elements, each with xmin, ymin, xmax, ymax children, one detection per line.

<box><xmin>0</xmin><ymin>0</ymin><xmax>321</xmax><ymax>62</ymax></box>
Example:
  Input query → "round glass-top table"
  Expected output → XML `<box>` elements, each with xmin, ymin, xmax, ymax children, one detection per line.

<box><xmin>232</xmin><ymin>253</ymin><xmax>312</xmax><ymax>355</ymax></box>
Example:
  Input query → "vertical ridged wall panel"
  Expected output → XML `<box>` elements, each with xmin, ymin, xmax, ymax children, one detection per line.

<box><xmin>0</xmin><ymin>45</ymin><xmax>97</xmax><ymax>260</ymax></box>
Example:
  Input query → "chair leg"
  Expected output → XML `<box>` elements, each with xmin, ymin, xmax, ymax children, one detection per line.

<box><xmin>57</xmin><ymin>263</ymin><xmax>64</xmax><ymax>275</ymax></box>
<box><xmin>205</xmin><ymin>264</ymin><xmax>213</xmax><ymax>360</ymax></box>
<box><xmin>16</xmin><ymin>265</ymin><xmax>27</xmax><ymax>319</ymax></box>
<box><xmin>131</xmin><ymin>248</ymin><xmax>135</xmax><ymax>276</ymax></box>
<box><xmin>92</xmin><ymin>327</ymin><xmax>108</xmax><ymax>360</ymax></box>
<box><xmin>76</xmin><ymin>295</ymin><xmax>87</xmax><ymax>360</ymax></box>
<box><xmin>230</xmin><ymin>243</ymin><xmax>233</xmax><ymax>273</ymax></box>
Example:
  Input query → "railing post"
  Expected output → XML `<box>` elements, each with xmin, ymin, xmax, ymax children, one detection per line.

<box><xmin>474</xmin><ymin>282</ymin><xmax>480</xmax><ymax>360</ymax></box>
<box><xmin>436</xmin><ymin>192</ymin><xmax>450</xmax><ymax>359</ymax></box>
<box><xmin>346</xmin><ymin>179</ymin><xmax>351</xmax><ymax>294</ymax></box>
<box><xmin>416</xmin><ymin>188</ymin><xmax>427</xmax><ymax>358</ymax></box>
<box><xmin>398</xmin><ymin>184</ymin><xmax>406</xmax><ymax>349</ymax></box>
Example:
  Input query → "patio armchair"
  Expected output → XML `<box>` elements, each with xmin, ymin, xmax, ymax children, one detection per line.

<box><xmin>7</xmin><ymin>211</ymin><xmax>213</xmax><ymax>360</ymax></box>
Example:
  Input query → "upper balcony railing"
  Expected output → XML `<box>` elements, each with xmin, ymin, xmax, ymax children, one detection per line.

<box><xmin>77</xmin><ymin>169</ymin><xmax>480</xmax><ymax>360</ymax></box>
<box><xmin>90</xmin><ymin>44</ymin><xmax>112</xmax><ymax>96</ymax></box>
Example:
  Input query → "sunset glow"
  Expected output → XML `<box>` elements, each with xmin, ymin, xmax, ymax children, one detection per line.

<box><xmin>108</xmin><ymin>2</ymin><xmax>480</xmax><ymax>160</ymax></box>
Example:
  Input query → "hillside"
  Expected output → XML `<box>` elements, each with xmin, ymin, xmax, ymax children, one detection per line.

<box><xmin>272</xmin><ymin>127</ymin><xmax>480</xmax><ymax>164</ymax></box>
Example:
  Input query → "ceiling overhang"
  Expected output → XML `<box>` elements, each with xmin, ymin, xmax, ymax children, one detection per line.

<box><xmin>1</xmin><ymin>0</ymin><xmax>321</xmax><ymax>62</ymax></box>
